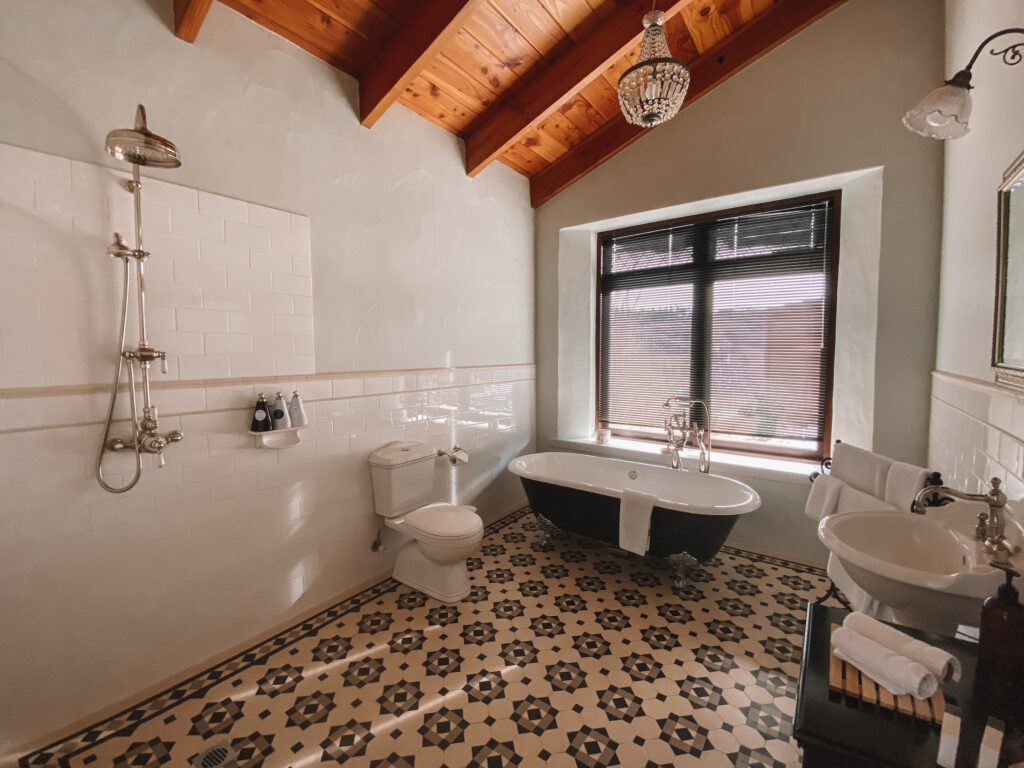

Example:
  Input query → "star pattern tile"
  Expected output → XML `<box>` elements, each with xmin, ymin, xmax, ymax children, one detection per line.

<box><xmin>19</xmin><ymin>507</ymin><xmax>828</xmax><ymax>768</ymax></box>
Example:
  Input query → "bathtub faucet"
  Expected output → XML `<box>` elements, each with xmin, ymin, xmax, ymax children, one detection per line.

<box><xmin>662</xmin><ymin>397</ymin><xmax>711</xmax><ymax>473</ymax></box>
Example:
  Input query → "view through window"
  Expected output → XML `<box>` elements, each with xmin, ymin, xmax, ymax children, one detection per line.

<box><xmin>597</xmin><ymin>193</ymin><xmax>839</xmax><ymax>459</ymax></box>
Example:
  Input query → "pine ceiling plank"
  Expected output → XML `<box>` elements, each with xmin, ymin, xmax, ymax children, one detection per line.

<box><xmin>520</xmin><ymin>127</ymin><xmax>569</xmax><ymax>163</ymax></box>
<box><xmin>398</xmin><ymin>74</ymin><xmax>482</xmax><ymax>136</ymax></box>
<box><xmin>679</xmin><ymin>0</ymin><xmax>735</xmax><ymax>53</ymax></box>
<box><xmin>422</xmin><ymin>54</ymin><xmax>500</xmax><ymax>113</ymax></box>
<box><xmin>445</xmin><ymin>28</ymin><xmax>524</xmax><ymax>101</ymax></box>
<box><xmin>489</xmin><ymin>0</ymin><xmax>570</xmax><ymax>58</ymax></box>
<box><xmin>578</xmin><ymin>76</ymin><xmax>621</xmax><ymax>120</ymax></box>
<box><xmin>502</xmin><ymin>141</ymin><xmax>552</xmax><ymax>174</ymax></box>
<box><xmin>220</xmin><ymin>0</ymin><xmax>364</xmax><ymax>75</ymax></box>
<box><xmin>463</xmin><ymin>2</ymin><xmax>546</xmax><ymax>78</ymax></box>
<box><xmin>498</xmin><ymin>154</ymin><xmax>531</xmax><ymax>174</ymax></box>
<box><xmin>463</xmin><ymin>0</ymin><xmax>689</xmax><ymax>177</ymax></box>
<box><xmin>529</xmin><ymin>0</ymin><xmax>849</xmax><ymax>206</ymax></box>
<box><xmin>359</xmin><ymin>0</ymin><xmax>485</xmax><ymax>128</ymax></box>
<box><xmin>536</xmin><ymin>0</ymin><xmax>600</xmax><ymax>38</ymax></box>
<box><xmin>307</xmin><ymin>0</ymin><xmax>398</xmax><ymax>44</ymax></box>
<box><xmin>174</xmin><ymin>0</ymin><xmax>213</xmax><ymax>42</ymax></box>
<box><xmin>558</xmin><ymin>94</ymin><xmax>609</xmax><ymax>134</ymax></box>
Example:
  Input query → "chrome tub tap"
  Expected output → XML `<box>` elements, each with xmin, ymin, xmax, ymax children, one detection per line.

<box><xmin>662</xmin><ymin>397</ymin><xmax>711</xmax><ymax>473</ymax></box>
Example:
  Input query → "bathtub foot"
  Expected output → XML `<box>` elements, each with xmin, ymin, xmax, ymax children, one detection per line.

<box><xmin>534</xmin><ymin>512</ymin><xmax>557</xmax><ymax>550</ymax></box>
<box><xmin>667</xmin><ymin>552</ymin><xmax>699</xmax><ymax>590</ymax></box>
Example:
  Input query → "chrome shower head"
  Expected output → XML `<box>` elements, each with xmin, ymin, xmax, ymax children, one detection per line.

<box><xmin>105</xmin><ymin>105</ymin><xmax>180</xmax><ymax>169</ymax></box>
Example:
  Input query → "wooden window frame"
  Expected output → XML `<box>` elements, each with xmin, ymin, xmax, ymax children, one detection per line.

<box><xmin>595</xmin><ymin>191</ymin><xmax>842</xmax><ymax>462</ymax></box>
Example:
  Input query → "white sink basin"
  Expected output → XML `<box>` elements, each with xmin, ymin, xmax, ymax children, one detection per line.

<box><xmin>818</xmin><ymin>505</ymin><xmax>1023</xmax><ymax>632</ymax></box>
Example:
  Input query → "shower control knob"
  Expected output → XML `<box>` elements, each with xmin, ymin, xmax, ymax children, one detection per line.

<box><xmin>156</xmin><ymin>452</ymin><xmax>166</xmax><ymax>468</ymax></box>
<box><xmin>166</xmin><ymin>430</ymin><xmax>184</xmax><ymax>443</ymax></box>
<box><xmin>160</xmin><ymin>355</ymin><xmax>168</xmax><ymax>374</ymax></box>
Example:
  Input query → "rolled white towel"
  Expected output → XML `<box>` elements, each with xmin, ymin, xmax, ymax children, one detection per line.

<box><xmin>844</xmin><ymin>611</ymin><xmax>962</xmax><ymax>683</ymax></box>
<box><xmin>804</xmin><ymin>474</ymin><xmax>843</xmax><ymax>521</ymax></box>
<box><xmin>832</xmin><ymin>626</ymin><xmax>938</xmax><ymax>699</ymax></box>
<box><xmin>832</xmin><ymin>442</ymin><xmax>892</xmax><ymax>498</ymax></box>
<box><xmin>835</xmin><ymin>483</ymin><xmax>899</xmax><ymax>515</ymax></box>
<box><xmin>884</xmin><ymin>461</ymin><xmax>930</xmax><ymax>512</ymax></box>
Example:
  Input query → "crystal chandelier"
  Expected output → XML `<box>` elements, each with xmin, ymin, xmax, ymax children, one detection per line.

<box><xmin>618</xmin><ymin>7</ymin><xmax>690</xmax><ymax>128</ymax></box>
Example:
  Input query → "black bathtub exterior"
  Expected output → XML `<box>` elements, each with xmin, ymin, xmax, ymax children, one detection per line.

<box><xmin>519</xmin><ymin>478</ymin><xmax>739</xmax><ymax>562</ymax></box>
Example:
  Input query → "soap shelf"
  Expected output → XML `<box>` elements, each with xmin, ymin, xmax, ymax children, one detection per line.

<box><xmin>249</xmin><ymin>425</ymin><xmax>310</xmax><ymax>449</ymax></box>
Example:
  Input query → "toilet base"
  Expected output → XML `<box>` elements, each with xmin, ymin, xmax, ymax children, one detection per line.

<box><xmin>392</xmin><ymin>541</ymin><xmax>471</xmax><ymax>603</ymax></box>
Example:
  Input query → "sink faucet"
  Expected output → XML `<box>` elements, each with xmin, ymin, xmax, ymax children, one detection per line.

<box><xmin>912</xmin><ymin>477</ymin><xmax>1020</xmax><ymax>565</ymax></box>
<box><xmin>662</xmin><ymin>397</ymin><xmax>711</xmax><ymax>473</ymax></box>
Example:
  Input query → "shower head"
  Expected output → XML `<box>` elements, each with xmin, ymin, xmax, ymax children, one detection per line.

<box><xmin>105</xmin><ymin>105</ymin><xmax>180</xmax><ymax>169</ymax></box>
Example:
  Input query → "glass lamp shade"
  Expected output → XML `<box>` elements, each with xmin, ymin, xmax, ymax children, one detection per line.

<box><xmin>618</xmin><ymin>11</ymin><xmax>690</xmax><ymax>128</ymax></box>
<box><xmin>902</xmin><ymin>82</ymin><xmax>973</xmax><ymax>139</ymax></box>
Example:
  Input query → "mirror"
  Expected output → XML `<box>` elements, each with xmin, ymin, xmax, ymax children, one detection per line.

<box><xmin>993</xmin><ymin>151</ymin><xmax>1024</xmax><ymax>391</ymax></box>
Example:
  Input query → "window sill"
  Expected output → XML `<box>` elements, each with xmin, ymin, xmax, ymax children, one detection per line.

<box><xmin>548</xmin><ymin>436</ymin><xmax>817</xmax><ymax>486</ymax></box>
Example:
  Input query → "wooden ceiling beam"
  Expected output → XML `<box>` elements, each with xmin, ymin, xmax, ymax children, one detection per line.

<box><xmin>463</xmin><ymin>0</ymin><xmax>689</xmax><ymax>178</ymax></box>
<box><xmin>173</xmin><ymin>0</ymin><xmax>213</xmax><ymax>43</ymax></box>
<box><xmin>529</xmin><ymin>0</ymin><xmax>849</xmax><ymax>208</ymax></box>
<box><xmin>359</xmin><ymin>0</ymin><xmax>484</xmax><ymax>128</ymax></box>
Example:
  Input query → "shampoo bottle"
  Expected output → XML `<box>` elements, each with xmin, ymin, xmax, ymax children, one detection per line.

<box><xmin>288</xmin><ymin>391</ymin><xmax>308</xmax><ymax>427</ymax></box>
<box><xmin>251</xmin><ymin>393</ymin><xmax>272</xmax><ymax>432</ymax></box>
<box><xmin>271</xmin><ymin>391</ymin><xmax>292</xmax><ymax>430</ymax></box>
<box><xmin>978</xmin><ymin>564</ymin><xmax>1024</xmax><ymax>677</ymax></box>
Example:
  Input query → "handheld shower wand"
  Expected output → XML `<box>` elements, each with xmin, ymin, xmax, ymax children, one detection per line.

<box><xmin>96</xmin><ymin>106</ymin><xmax>184</xmax><ymax>493</ymax></box>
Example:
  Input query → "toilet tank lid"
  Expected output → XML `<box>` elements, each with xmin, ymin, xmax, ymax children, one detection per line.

<box><xmin>369</xmin><ymin>441</ymin><xmax>437</xmax><ymax>467</ymax></box>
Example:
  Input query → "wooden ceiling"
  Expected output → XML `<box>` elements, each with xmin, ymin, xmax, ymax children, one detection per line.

<box><xmin>173</xmin><ymin>0</ymin><xmax>846</xmax><ymax>206</ymax></box>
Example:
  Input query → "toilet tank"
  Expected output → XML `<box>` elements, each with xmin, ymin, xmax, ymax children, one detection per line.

<box><xmin>368</xmin><ymin>441</ymin><xmax>438</xmax><ymax>517</ymax></box>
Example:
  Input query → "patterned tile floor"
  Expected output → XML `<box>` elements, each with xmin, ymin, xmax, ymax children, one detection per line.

<box><xmin>21</xmin><ymin>507</ymin><xmax>830</xmax><ymax>768</ymax></box>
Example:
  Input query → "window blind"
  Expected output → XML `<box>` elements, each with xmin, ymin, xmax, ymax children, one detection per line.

<box><xmin>597</xmin><ymin>195</ymin><xmax>839</xmax><ymax>459</ymax></box>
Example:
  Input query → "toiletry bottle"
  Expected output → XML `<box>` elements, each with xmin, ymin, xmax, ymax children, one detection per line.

<box><xmin>251</xmin><ymin>393</ymin><xmax>272</xmax><ymax>432</ymax></box>
<box><xmin>271</xmin><ymin>391</ymin><xmax>291</xmax><ymax>430</ymax></box>
<box><xmin>288</xmin><ymin>390</ymin><xmax>308</xmax><ymax>427</ymax></box>
<box><xmin>978</xmin><ymin>564</ymin><xmax>1024</xmax><ymax>678</ymax></box>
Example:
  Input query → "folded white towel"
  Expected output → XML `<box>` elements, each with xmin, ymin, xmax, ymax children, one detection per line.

<box><xmin>832</xmin><ymin>626</ymin><xmax>938</xmax><ymax>698</ymax></box>
<box><xmin>805</xmin><ymin>474</ymin><xmax>844</xmax><ymax>521</ymax></box>
<box><xmin>619</xmin><ymin>489</ymin><xmax>656</xmax><ymax>556</ymax></box>
<box><xmin>883</xmin><ymin>461</ymin><xmax>930</xmax><ymax>512</ymax></box>
<box><xmin>844</xmin><ymin>612</ymin><xmax>962</xmax><ymax>683</ymax></box>
<box><xmin>835</xmin><ymin>483</ymin><xmax>899</xmax><ymax>515</ymax></box>
<box><xmin>832</xmin><ymin>442</ymin><xmax>892</xmax><ymax>498</ymax></box>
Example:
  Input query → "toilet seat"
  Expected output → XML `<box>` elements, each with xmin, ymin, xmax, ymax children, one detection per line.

<box><xmin>387</xmin><ymin>503</ymin><xmax>483</xmax><ymax>548</ymax></box>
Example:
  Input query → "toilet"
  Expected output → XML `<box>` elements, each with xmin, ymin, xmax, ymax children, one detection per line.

<box><xmin>369</xmin><ymin>441</ymin><xmax>483</xmax><ymax>602</ymax></box>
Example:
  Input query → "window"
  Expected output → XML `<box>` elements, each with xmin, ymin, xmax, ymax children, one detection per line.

<box><xmin>597</xmin><ymin>193</ymin><xmax>839</xmax><ymax>460</ymax></box>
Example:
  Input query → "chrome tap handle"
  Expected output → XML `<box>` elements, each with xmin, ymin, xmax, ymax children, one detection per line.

<box><xmin>166</xmin><ymin>429</ymin><xmax>183</xmax><ymax>443</ymax></box>
<box><xmin>156</xmin><ymin>451</ymin><xmax>166</xmax><ymax>468</ymax></box>
<box><xmin>160</xmin><ymin>354</ymin><xmax>168</xmax><ymax>374</ymax></box>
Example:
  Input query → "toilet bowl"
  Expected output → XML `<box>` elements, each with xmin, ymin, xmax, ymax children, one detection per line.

<box><xmin>368</xmin><ymin>441</ymin><xmax>484</xmax><ymax>603</ymax></box>
<box><xmin>386</xmin><ymin>502</ymin><xmax>483</xmax><ymax>602</ymax></box>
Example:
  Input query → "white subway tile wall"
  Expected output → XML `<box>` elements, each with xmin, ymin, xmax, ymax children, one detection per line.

<box><xmin>929</xmin><ymin>371</ymin><xmax>1024</xmax><ymax>504</ymax></box>
<box><xmin>0</xmin><ymin>143</ymin><xmax>314</xmax><ymax>387</ymax></box>
<box><xmin>0</xmin><ymin>140</ymin><xmax>537</xmax><ymax>754</ymax></box>
<box><xmin>0</xmin><ymin>364</ymin><xmax>535</xmax><ymax>749</ymax></box>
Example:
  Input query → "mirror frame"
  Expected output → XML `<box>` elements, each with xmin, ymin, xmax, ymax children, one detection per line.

<box><xmin>992</xmin><ymin>150</ymin><xmax>1024</xmax><ymax>392</ymax></box>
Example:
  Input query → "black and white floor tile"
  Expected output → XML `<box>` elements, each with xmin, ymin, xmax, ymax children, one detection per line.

<box><xmin>20</xmin><ymin>507</ymin><xmax>829</xmax><ymax>768</ymax></box>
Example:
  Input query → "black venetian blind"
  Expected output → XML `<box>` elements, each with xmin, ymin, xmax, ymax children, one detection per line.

<box><xmin>597</xmin><ymin>194</ymin><xmax>839</xmax><ymax>459</ymax></box>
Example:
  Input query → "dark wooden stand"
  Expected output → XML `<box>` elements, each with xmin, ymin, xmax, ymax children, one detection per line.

<box><xmin>794</xmin><ymin>604</ymin><xmax>1003</xmax><ymax>768</ymax></box>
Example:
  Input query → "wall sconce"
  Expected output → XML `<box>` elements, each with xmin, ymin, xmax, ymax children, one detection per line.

<box><xmin>903</xmin><ymin>27</ymin><xmax>1024</xmax><ymax>139</ymax></box>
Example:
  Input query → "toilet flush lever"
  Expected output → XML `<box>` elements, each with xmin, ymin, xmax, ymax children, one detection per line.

<box><xmin>437</xmin><ymin>444</ymin><xmax>470</xmax><ymax>465</ymax></box>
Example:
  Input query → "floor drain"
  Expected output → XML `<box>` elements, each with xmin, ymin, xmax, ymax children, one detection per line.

<box><xmin>191</xmin><ymin>741</ymin><xmax>236</xmax><ymax>768</ymax></box>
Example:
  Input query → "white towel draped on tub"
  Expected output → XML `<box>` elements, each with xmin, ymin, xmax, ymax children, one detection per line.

<box><xmin>835</xmin><ymin>483</ymin><xmax>899</xmax><ymax>515</ymax></box>
<box><xmin>831</xmin><ymin>442</ymin><xmax>892</xmax><ymax>498</ymax></box>
<box><xmin>619</xmin><ymin>489</ymin><xmax>657</xmax><ymax>556</ymax></box>
<box><xmin>804</xmin><ymin>474</ymin><xmax>844</xmax><ymax>521</ymax></box>
<box><xmin>883</xmin><ymin>461</ymin><xmax>930</xmax><ymax>512</ymax></box>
